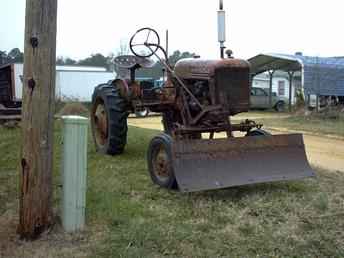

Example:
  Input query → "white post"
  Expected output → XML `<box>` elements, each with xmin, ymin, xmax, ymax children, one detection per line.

<box><xmin>61</xmin><ymin>115</ymin><xmax>89</xmax><ymax>232</ymax></box>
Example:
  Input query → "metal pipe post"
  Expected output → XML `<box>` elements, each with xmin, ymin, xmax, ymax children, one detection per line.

<box><xmin>288</xmin><ymin>71</ymin><xmax>294</xmax><ymax>112</ymax></box>
<box><xmin>268</xmin><ymin>70</ymin><xmax>275</xmax><ymax>108</ymax></box>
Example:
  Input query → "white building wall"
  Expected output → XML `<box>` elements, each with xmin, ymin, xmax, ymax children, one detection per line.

<box><xmin>13</xmin><ymin>63</ymin><xmax>24</xmax><ymax>100</ymax></box>
<box><xmin>56</xmin><ymin>71</ymin><xmax>114</xmax><ymax>101</ymax></box>
<box><xmin>11</xmin><ymin>63</ymin><xmax>115</xmax><ymax>101</ymax></box>
<box><xmin>252</xmin><ymin>78</ymin><xmax>269</xmax><ymax>89</ymax></box>
<box><xmin>252</xmin><ymin>75</ymin><xmax>296</xmax><ymax>104</ymax></box>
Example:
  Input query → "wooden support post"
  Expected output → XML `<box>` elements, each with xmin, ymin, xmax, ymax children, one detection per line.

<box><xmin>18</xmin><ymin>0</ymin><xmax>58</xmax><ymax>240</ymax></box>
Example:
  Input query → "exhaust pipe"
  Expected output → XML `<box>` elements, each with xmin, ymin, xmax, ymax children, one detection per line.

<box><xmin>218</xmin><ymin>0</ymin><xmax>226</xmax><ymax>58</ymax></box>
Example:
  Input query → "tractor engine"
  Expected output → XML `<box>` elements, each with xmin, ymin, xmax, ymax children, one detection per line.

<box><xmin>174</xmin><ymin>58</ymin><xmax>251</xmax><ymax>116</ymax></box>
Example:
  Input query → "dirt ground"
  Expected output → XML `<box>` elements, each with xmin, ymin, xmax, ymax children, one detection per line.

<box><xmin>128</xmin><ymin>115</ymin><xmax>344</xmax><ymax>173</ymax></box>
<box><xmin>0</xmin><ymin>202</ymin><xmax>95</xmax><ymax>258</ymax></box>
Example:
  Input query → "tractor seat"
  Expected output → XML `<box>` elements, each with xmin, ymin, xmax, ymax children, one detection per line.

<box><xmin>114</xmin><ymin>55</ymin><xmax>155</xmax><ymax>69</ymax></box>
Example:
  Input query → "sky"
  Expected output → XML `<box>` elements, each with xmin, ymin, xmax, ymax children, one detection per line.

<box><xmin>1</xmin><ymin>0</ymin><xmax>344</xmax><ymax>60</ymax></box>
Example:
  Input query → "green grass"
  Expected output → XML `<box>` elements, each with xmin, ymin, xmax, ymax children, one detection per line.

<box><xmin>0</xmin><ymin>126</ymin><xmax>21</xmax><ymax>214</ymax></box>
<box><xmin>0</xmin><ymin>123</ymin><xmax>64</xmax><ymax>212</ymax></box>
<box><xmin>260</xmin><ymin>114</ymin><xmax>344</xmax><ymax>137</ymax></box>
<box><xmin>1</xmin><ymin>124</ymin><xmax>344</xmax><ymax>257</ymax></box>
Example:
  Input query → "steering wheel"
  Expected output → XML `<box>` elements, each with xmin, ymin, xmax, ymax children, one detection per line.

<box><xmin>129</xmin><ymin>27</ymin><xmax>160</xmax><ymax>58</ymax></box>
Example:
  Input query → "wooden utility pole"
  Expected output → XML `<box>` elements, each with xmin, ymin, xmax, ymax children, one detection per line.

<box><xmin>18</xmin><ymin>0</ymin><xmax>57</xmax><ymax>240</ymax></box>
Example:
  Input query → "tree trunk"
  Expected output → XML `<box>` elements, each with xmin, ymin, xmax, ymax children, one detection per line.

<box><xmin>18</xmin><ymin>0</ymin><xmax>57</xmax><ymax>240</ymax></box>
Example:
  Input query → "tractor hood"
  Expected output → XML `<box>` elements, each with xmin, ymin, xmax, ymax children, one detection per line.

<box><xmin>174</xmin><ymin>58</ymin><xmax>250</xmax><ymax>80</ymax></box>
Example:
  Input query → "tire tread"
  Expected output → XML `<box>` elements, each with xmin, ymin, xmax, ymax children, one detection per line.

<box><xmin>91</xmin><ymin>83</ymin><xmax>128</xmax><ymax>155</ymax></box>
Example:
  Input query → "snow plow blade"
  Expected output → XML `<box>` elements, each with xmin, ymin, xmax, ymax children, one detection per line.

<box><xmin>172</xmin><ymin>134</ymin><xmax>315</xmax><ymax>192</ymax></box>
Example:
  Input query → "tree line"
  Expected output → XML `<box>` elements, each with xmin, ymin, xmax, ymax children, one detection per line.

<box><xmin>0</xmin><ymin>48</ymin><xmax>24</xmax><ymax>64</ymax></box>
<box><xmin>0</xmin><ymin>48</ymin><xmax>195</xmax><ymax>79</ymax></box>
<box><xmin>0</xmin><ymin>48</ymin><xmax>115</xmax><ymax>68</ymax></box>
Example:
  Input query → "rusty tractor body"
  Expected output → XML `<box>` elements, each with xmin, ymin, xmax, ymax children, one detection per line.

<box><xmin>90</xmin><ymin>28</ymin><xmax>314</xmax><ymax>192</ymax></box>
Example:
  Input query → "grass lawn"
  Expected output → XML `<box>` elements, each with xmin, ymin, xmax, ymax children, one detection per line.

<box><xmin>1</xmin><ymin>122</ymin><xmax>344</xmax><ymax>257</ymax></box>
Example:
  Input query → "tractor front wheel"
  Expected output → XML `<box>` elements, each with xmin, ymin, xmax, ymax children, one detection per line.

<box><xmin>91</xmin><ymin>84</ymin><xmax>128</xmax><ymax>155</ymax></box>
<box><xmin>135</xmin><ymin>107</ymin><xmax>149</xmax><ymax>118</ymax></box>
<box><xmin>246</xmin><ymin>129</ymin><xmax>272</xmax><ymax>137</ymax></box>
<box><xmin>147</xmin><ymin>133</ymin><xmax>178</xmax><ymax>190</ymax></box>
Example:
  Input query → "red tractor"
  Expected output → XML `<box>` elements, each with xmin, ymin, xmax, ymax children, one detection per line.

<box><xmin>90</xmin><ymin>28</ymin><xmax>314</xmax><ymax>192</ymax></box>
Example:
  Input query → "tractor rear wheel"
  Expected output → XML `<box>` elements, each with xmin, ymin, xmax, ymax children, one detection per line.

<box><xmin>147</xmin><ymin>133</ymin><xmax>178</xmax><ymax>190</ymax></box>
<box><xmin>91</xmin><ymin>84</ymin><xmax>128</xmax><ymax>155</ymax></box>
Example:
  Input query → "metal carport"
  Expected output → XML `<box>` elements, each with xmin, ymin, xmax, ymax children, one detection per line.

<box><xmin>248</xmin><ymin>53</ymin><xmax>344</xmax><ymax>111</ymax></box>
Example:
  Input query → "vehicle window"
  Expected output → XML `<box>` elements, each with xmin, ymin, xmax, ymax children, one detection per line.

<box><xmin>250</xmin><ymin>88</ymin><xmax>256</xmax><ymax>96</ymax></box>
<box><xmin>255</xmin><ymin>88</ymin><xmax>267</xmax><ymax>96</ymax></box>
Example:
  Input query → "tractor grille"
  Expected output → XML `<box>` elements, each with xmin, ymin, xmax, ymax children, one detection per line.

<box><xmin>215</xmin><ymin>67</ymin><xmax>250</xmax><ymax>115</ymax></box>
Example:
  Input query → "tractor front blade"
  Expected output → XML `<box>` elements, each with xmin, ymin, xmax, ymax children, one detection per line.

<box><xmin>172</xmin><ymin>134</ymin><xmax>315</xmax><ymax>192</ymax></box>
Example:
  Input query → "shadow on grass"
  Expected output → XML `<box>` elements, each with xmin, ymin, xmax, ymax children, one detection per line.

<box><xmin>191</xmin><ymin>178</ymin><xmax>317</xmax><ymax>202</ymax></box>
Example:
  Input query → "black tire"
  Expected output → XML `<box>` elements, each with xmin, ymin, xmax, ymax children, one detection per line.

<box><xmin>275</xmin><ymin>101</ymin><xmax>285</xmax><ymax>112</ymax></box>
<box><xmin>246</xmin><ymin>129</ymin><xmax>272</xmax><ymax>137</ymax></box>
<box><xmin>147</xmin><ymin>133</ymin><xmax>178</xmax><ymax>190</ymax></box>
<box><xmin>91</xmin><ymin>83</ymin><xmax>128</xmax><ymax>155</ymax></box>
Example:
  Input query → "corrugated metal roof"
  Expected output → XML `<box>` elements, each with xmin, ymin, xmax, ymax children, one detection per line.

<box><xmin>248</xmin><ymin>54</ymin><xmax>344</xmax><ymax>96</ymax></box>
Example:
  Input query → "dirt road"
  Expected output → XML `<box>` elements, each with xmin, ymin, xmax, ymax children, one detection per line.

<box><xmin>269</xmin><ymin>129</ymin><xmax>344</xmax><ymax>172</ymax></box>
<box><xmin>128</xmin><ymin>116</ymin><xmax>344</xmax><ymax>172</ymax></box>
